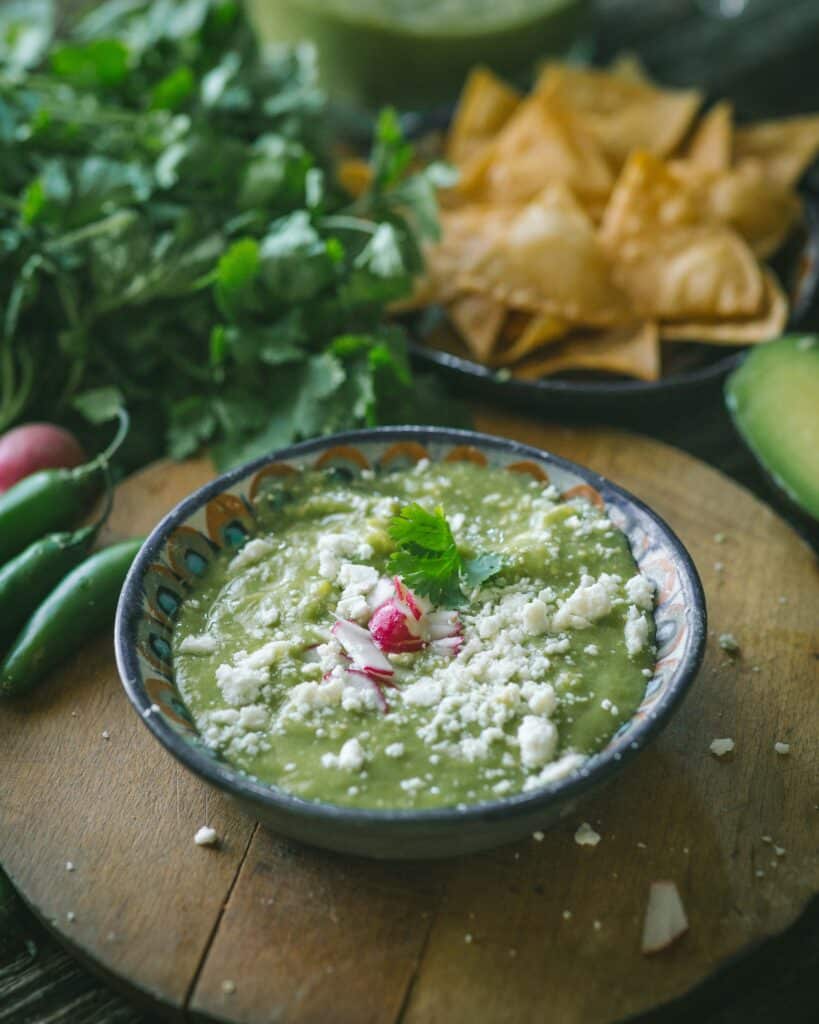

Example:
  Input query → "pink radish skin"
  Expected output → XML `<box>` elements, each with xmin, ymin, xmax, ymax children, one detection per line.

<box><xmin>369</xmin><ymin>601</ymin><xmax>425</xmax><ymax>653</ymax></box>
<box><xmin>0</xmin><ymin>423</ymin><xmax>86</xmax><ymax>493</ymax></box>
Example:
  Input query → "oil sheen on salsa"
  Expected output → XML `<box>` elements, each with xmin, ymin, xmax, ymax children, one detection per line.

<box><xmin>174</xmin><ymin>461</ymin><xmax>655</xmax><ymax>809</ymax></box>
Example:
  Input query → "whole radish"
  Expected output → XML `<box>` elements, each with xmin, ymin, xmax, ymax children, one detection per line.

<box><xmin>0</xmin><ymin>424</ymin><xmax>86</xmax><ymax>494</ymax></box>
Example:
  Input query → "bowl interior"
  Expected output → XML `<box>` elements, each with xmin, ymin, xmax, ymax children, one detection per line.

<box><xmin>116</xmin><ymin>428</ymin><xmax>705</xmax><ymax>820</ymax></box>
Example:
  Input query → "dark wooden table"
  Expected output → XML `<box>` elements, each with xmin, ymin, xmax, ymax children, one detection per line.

<box><xmin>3</xmin><ymin>1</ymin><xmax>819</xmax><ymax>1021</ymax></box>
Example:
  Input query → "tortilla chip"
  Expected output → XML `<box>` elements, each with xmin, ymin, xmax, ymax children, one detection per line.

<box><xmin>697</xmin><ymin>160</ymin><xmax>802</xmax><ymax>259</ymax></box>
<box><xmin>492</xmin><ymin>313</ymin><xmax>570</xmax><ymax>365</ymax></box>
<box><xmin>536</xmin><ymin>64</ymin><xmax>701</xmax><ymax>169</ymax></box>
<box><xmin>459</xmin><ymin>184</ymin><xmax>634</xmax><ymax>325</ymax></box>
<box><xmin>660</xmin><ymin>269</ymin><xmax>787</xmax><ymax>344</ymax></box>
<box><xmin>609</xmin><ymin>53</ymin><xmax>651</xmax><ymax>84</ymax></box>
<box><xmin>391</xmin><ymin>204</ymin><xmax>510</xmax><ymax>310</ymax></box>
<box><xmin>446</xmin><ymin>67</ymin><xmax>521</xmax><ymax>166</ymax></box>
<box><xmin>613</xmin><ymin>224</ymin><xmax>764</xmax><ymax>320</ymax></box>
<box><xmin>512</xmin><ymin>322</ymin><xmax>660</xmax><ymax>381</ymax></box>
<box><xmin>734</xmin><ymin>114</ymin><xmax>819</xmax><ymax>187</ymax></box>
<box><xmin>600</xmin><ymin>151</ymin><xmax>765</xmax><ymax>319</ymax></box>
<box><xmin>682</xmin><ymin>101</ymin><xmax>733</xmax><ymax>172</ymax></box>
<box><xmin>453</xmin><ymin>91</ymin><xmax>613</xmax><ymax>209</ymax></box>
<box><xmin>447</xmin><ymin>293</ymin><xmax>506</xmax><ymax>362</ymax></box>
<box><xmin>600</xmin><ymin>150</ymin><xmax>700</xmax><ymax>244</ymax></box>
<box><xmin>337</xmin><ymin>158</ymin><xmax>372</xmax><ymax>198</ymax></box>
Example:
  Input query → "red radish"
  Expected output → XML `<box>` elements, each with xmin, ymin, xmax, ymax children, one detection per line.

<box><xmin>0</xmin><ymin>423</ymin><xmax>86</xmax><ymax>493</ymax></box>
<box><xmin>369</xmin><ymin>601</ymin><xmax>425</xmax><ymax>653</ymax></box>
<box><xmin>641</xmin><ymin>881</ymin><xmax>689</xmax><ymax>955</ymax></box>
<box><xmin>368</xmin><ymin>578</ymin><xmax>462</xmax><ymax>656</ymax></box>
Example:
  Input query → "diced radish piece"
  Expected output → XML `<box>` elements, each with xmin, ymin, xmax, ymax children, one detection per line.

<box><xmin>393</xmin><ymin>576</ymin><xmax>423</xmax><ymax>619</ymax></box>
<box><xmin>641</xmin><ymin>881</ymin><xmax>689</xmax><ymax>955</ymax></box>
<box><xmin>431</xmin><ymin>635</ymin><xmax>463</xmax><ymax>656</ymax></box>
<box><xmin>425</xmin><ymin>609</ymin><xmax>462</xmax><ymax>641</ymax></box>
<box><xmin>345</xmin><ymin>668</ymin><xmax>389</xmax><ymax>713</ymax></box>
<box><xmin>332</xmin><ymin>619</ymin><xmax>393</xmax><ymax>676</ymax></box>
<box><xmin>369</xmin><ymin>601</ymin><xmax>425</xmax><ymax>653</ymax></box>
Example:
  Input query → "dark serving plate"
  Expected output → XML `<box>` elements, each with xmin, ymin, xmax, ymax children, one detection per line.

<box><xmin>402</xmin><ymin>191</ymin><xmax>819</xmax><ymax>422</ymax></box>
<box><xmin>395</xmin><ymin>96</ymin><xmax>819</xmax><ymax>422</ymax></box>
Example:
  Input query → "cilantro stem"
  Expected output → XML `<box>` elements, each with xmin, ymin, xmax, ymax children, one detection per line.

<box><xmin>319</xmin><ymin>215</ymin><xmax>377</xmax><ymax>235</ymax></box>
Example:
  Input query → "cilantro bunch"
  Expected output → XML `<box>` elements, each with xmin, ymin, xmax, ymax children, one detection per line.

<box><xmin>0</xmin><ymin>0</ymin><xmax>460</xmax><ymax>471</ymax></box>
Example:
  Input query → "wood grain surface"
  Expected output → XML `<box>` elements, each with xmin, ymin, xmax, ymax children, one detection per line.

<box><xmin>1</xmin><ymin>413</ymin><xmax>817</xmax><ymax>1024</ymax></box>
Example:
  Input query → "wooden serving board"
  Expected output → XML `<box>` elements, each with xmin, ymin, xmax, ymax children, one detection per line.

<box><xmin>1</xmin><ymin>413</ymin><xmax>817</xmax><ymax>1024</ymax></box>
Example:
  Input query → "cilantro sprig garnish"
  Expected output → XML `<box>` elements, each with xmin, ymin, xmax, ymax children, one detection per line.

<box><xmin>387</xmin><ymin>504</ymin><xmax>502</xmax><ymax>607</ymax></box>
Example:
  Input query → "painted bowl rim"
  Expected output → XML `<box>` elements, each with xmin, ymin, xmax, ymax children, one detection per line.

<box><xmin>115</xmin><ymin>426</ymin><xmax>707</xmax><ymax>829</ymax></box>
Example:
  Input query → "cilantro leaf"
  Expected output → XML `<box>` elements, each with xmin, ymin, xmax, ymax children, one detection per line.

<box><xmin>387</xmin><ymin>504</ymin><xmax>502</xmax><ymax>607</ymax></box>
<box><xmin>463</xmin><ymin>553</ymin><xmax>503</xmax><ymax>590</ymax></box>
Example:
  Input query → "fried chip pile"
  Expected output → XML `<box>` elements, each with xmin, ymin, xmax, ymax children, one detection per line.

<box><xmin>395</xmin><ymin>61</ymin><xmax>819</xmax><ymax>381</ymax></box>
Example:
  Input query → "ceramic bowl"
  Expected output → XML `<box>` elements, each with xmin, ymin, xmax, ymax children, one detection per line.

<box><xmin>115</xmin><ymin>427</ymin><xmax>706</xmax><ymax>859</ymax></box>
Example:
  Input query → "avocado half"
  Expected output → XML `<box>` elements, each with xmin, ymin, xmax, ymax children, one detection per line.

<box><xmin>725</xmin><ymin>335</ymin><xmax>819</xmax><ymax>523</ymax></box>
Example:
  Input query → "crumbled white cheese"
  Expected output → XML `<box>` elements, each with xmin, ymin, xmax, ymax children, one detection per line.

<box><xmin>718</xmin><ymin>633</ymin><xmax>740</xmax><ymax>654</ymax></box>
<box><xmin>65</xmin><ymin>861</ymin><xmax>75</xmax><ymax>872</ymax></box>
<box><xmin>517</xmin><ymin>716</ymin><xmax>558</xmax><ymax>768</ymax></box>
<box><xmin>522</xmin><ymin>752</ymin><xmax>585</xmax><ymax>791</ymax></box>
<box><xmin>574</xmin><ymin>822</ymin><xmax>601</xmax><ymax>847</ymax></box>
<box><xmin>323</xmin><ymin>738</ymin><xmax>366</xmax><ymax>772</ymax></box>
<box><xmin>709</xmin><ymin>737</ymin><xmax>734</xmax><ymax>757</ymax></box>
<box><xmin>625</xmin><ymin>574</ymin><xmax>654</xmax><ymax>611</ymax></box>
<box><xmin>774</xmin><ymin>742</ymin><xmax>790</xmax><ymax>755</ymax></box>
<box><xmin>400</xmin><ymin>776</ymin><xmax>424</xmax><ymax>793</ymax></box>
<box><xmin>526</xmin><ymin>684</ymin><xmax>556</xmax><ymax>717</ymax></box>
<box><xmin>178</xmin><ymin>634</ymin><xmax>218</xmax><ymax>655</ymax></box>
<box><xmin>624</xmin><ymin>605</ymin><xmax>650</xmax><ymax>656</ymax></box>
<box><xmin>338</xmin><ymin>738</ymin><xmax>365</xmax><ymax>771</ymax></box>
<box><xmin>385</xmin><ymin>742</ymin><xmax>405</xmax><ymax>758</ymax></box>
<box><xmin>552</xmin><ymin>573</ymin><xmax>620</xmax><ymax>630</ymax></box>
<box><xmin>532</xmin><ymin>831</ymin><xmax>545</xmax><ymax>842</ymax></box>
<box><xmin>194</xmin><ymin>826</ymin><xmax>218</xmax><ymax>846</ymax></box>
<box><xmin>338</xmin><ymin>562</ymin><xmax>379</xmax><ymax>591</ymax></box>
<box><xmin>317</xmin><ymin>533</ymin><xmax>374</xmax><ymax>579</ymax></box>
<box><xmin>402</xmin><ymin>679</ymin><xmax>442</xmax><ymax>707</ymax></box>
<box><xmin>522</xmin><ymin>599</ymin><xmax>550</xmax><ymax>636</ymax></box>
<box><xmin>228</xmin><ymin>538</ymin><xmax>275</xmax><ymax>573</ymax></box>
<box><xmin>215</xmin><ymin>661</ymin><xmax>267</xmax><ymax>706</ymax></box>
<box><xmin>237</xmin><ymin>705</ymin><xmax>268</xmax><ymax>731</ymax></box>
<box><xmin>242</xmin><ymin>640</ymin><xmax>290</xmax><ymax>669</ymax></box>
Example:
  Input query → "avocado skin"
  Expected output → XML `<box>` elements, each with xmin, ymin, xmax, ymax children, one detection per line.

<box><xmin>725</xmin><ymin>335</ymin><xmax>819</xmax><ymax>540</ymax></box>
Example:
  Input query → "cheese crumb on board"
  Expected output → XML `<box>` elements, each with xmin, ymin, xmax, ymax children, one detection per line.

<box><xmin>194</xmin><ymin>826</ymin><xmax>219</xmax><ymax>847</ymax></box>
<box><xmin>774</xmin><ymin>741</ymin><xmax>790</xmax><ymax>755</ymax></box>
<box><xmin>718</xmin><ymin>633</ymin><xmax>740</xmax><ymax>653</ymax></box>
<box><xmin>574</xmin><ymin>822</ymin><xmax>601</xmax><ymax>847</ymax></box>
<box><xmin>641</xmin><ymin>881</ymin><xmax>688</xmax><ymax>955</ymax></box>
<box><xmin>709</xmin><ymin>738</ymin><xmax>734</xmax><ymax>757</ymax></box>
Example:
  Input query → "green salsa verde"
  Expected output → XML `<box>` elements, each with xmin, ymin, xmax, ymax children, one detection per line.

<box><xmin>174</xmin><ymin>461</ymin><xmax>655</xmax><ymax>809</ymax></box>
